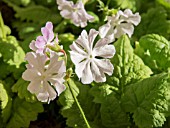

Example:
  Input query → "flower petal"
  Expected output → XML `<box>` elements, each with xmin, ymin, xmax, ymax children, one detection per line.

<box><xmin>70</xmin><ymin>51</ymin><xmax>86</xmax><ymax>65</ymax></box>
<box><xmin>91</xmin><ymin>61</ymin><xmax>106</xmax><ymax>82</ymax></box>
<box><xmin>88</xmin><ymin>29</ymin><xmax>98</xmax><ymax>49</ymax></box>
<box><xmin>81</xmin><ymin>61</ymin><xmax>93</xmax><ymax>84</ymax></box>
<box><xmin>55</xmin><ymin>83</ymin><xmax>66</xmax><ymax>96</ymax></box>
<box><xmin>94</xmin><ymin>59</ymin><xmax>114</xmax><ymax>76</ymax></box>
<box><xmin>93</xmin><ymin>38</ymin><xmax>116</xmax><ymax>58</ymax></box>
<box><xmin>75</xmin><ymin>59</ymin><xmax>88</xmax><ymax>79</ymax></box>
<box><xmin>69</xmin><ymin>41</ymin><xmax>87</xmax><ymax>55</ymax></box>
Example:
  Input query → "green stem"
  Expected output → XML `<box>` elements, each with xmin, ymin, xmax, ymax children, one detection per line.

<box><xmin>68</xmin><ymin>81</ymin><xmax>91</xmax><ymax>128</ymax></box>
<box><xmin>106</xmin><ymin>0</ymin><xmax>111</xmax><ymax>6</ymax></box>
<box><xmin>0</xmin><ymin>12</ymin><xmax>6</xmax><ymax>39</ymax></box>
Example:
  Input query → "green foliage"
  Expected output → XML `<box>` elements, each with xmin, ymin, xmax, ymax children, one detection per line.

<box><xmin>134</xmin><ymin>7</ymin><xmax>170</xmax><ymax>40</ymax></box>
<box><xmin>6</xmin><ymin>97</ymin><xmax>43</xmax><ymax>128</ymax></box>
<box><xmin>121</xmin><ymin>73</ymin><xmax>170</xmax><ymax>127</ymax></box>
<box><xmin>135</xmin><ymin>34</ymin><xmax>170</xmax><ymax>73</ymax></box>
<box><xmin>108</xmin><ymin>35</ymin><xmax>152</xmax><ymax>93</ymax></box>
<box><xmin>59</xmin><ymin>79</ymin><xmax>103</xmax><ymax>128</ymax></box>
<box><xmin>0</xmin><ymin>81</ymin><xmax>12</xmax><ymax>124</ymax></box>
<box><xmin>12</xmin><ymin>78</ymin><xmax>37</xmax><ymax>103</ymax></box>
<box><xmin>0</xmin><ymin>36</ymin><xmax>25</xmax><ymax>68</ymax></box>
<box><xmin>100</xmin><ymin>92</ymin><xmax>130</xmax><ymax>128</ymax></box>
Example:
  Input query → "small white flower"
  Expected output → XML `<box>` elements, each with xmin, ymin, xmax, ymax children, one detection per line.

<box><xmin>22</xmin><ymin>52</ymin><xmax>66</xmax><ymax>103</ymax></box>
<box><xmin>99</xmin><ymin>9</ymin><xmax>141</xmax><ymax>42</ymax></box>
<box><xmin>56</xmin><ymin>0</ymin><xmax>94</xmax><ymax>27</ymax></box>
<box><xmin>70</xmin><ymin>29</ymin><xmax>115</xmax><ymax>84</ymax></box>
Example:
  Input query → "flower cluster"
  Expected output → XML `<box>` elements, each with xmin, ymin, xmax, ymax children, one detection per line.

<box><xmin>56</xmin><ymin>0</ymin><xmax>94</xmax><ymax>27</ymax></box>
<box><xmin>22</xmin><ymin>0</ymin><xmax>141</xmax><ymax>103</ymax></box>
<box><xmin>99</xmin><ymin>9</ymin><xmax>141</xmax><ymax>42</ymax></box>
<box><xmin>22</xmin><ymin>22</ymin><xmax>66</xmax><ymax>103</ymax></box>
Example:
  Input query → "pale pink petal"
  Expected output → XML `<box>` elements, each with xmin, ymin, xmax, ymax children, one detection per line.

<box><xmin>115</xmin><ymin>23</ymin><xmax>134</xmax><ymax>38</ymax></box>
<box><xmin>45</xmin><ymin>21</ymin><xmax>53</xmax><ymax>31</ymax></box>
<box><xmin>69</xmin><ymin>42</ymin><xmax>87</xmax><ymax>55</ymax></box>
<box><xmin>88</xmin><ymin>29</ymin><xmax>99</xmax><ymax>49</ymax></box>
<box><xmin>29</xmin><ymin>40</ymin><xmax>37</xmax><ymax>51</ymax></box>
<box><xmin>22</xmin><ymin>69</ymin><xmax>40</xmax><ymax>81</ymax></box>
<box><xmin>70</xmin><ymin>51</ymin><xmax>86</xmax><ymax>65</ymax></box>
<box><xmin>81</xmin><ymin>61</ymin><xmax>93</xmax><ymax>84</ymax></box>
<box><xmin>27</xmin><ymin>79</ymin><xmax>43</xmax><ymax>94</ymax></box>
<box><xmin>55</xmin><ymin>84</ymin><xmax>66</xmax><ymax>96</ymax></box>
<box><xmin>93</xmin><ymin>44</ymin><xmax>116</xmax><ymax>58</ymax></box>
<box><xmin>91</xmin><ymin>61</ymin><xmax>106</xmax><ymax>82</ymax></box>
<box><xmin>94</xmin><ymin>59</ymin><xmax>113</xmax><ymax>76</ymax></box>
<box><xmin>99</xmin><ymin>21</ymin><xmax>112</xmax><ymax>38</ymax></box>
<box><xmin>75</xmin><ymin>60</ymin><xmax>88</xmax><ymax>79</ymax></box>
<box><xmin>76</xmin><ymin>30</ymin><xmax>90</xmax><ymax>52</ymax></box>
<box><xmin>41</xmin><ymin>27</ymin><xmax>54</xmax><ymax>42</ymax></box>
<box><xmin>35</xmin><ymin>36</ymin><xmax>46</xmax><ymax>48</ymax></box>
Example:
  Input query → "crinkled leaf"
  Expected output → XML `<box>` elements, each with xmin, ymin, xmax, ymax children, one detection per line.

<box><xmin>114</xmin><ymin>0</ymin><xmax>139</xmax><ymax>11</ymax></box>
<box><xmin>4</xmin><ymin>1</ymin><xmax>61</xmax><ymax>24</ymax></box>
<box><xmin>108</xmin><ymin>35</ymin><xmax>152</xmax><ymax>92</ymax></box>
<box><xmin>0</xmin><ymin>81</ymin><xmax>12</xmax><ymax>123</ymax></box>
<box><xmin>134</xmin><ymin>7</ymin><xmax>170</xmax><ymax>39</ymax></box>
<box><xmin>6</xmin><ymin>97</ymin><xmax>43</xmax><ymax>128</ymax></box>
<box><xmin>90</xmin><ymin>84</ymin><xmax>113</xmax><ymax>104</ymax></box>
<box><xmin>90</xmin><ymin>84</ymin><xmax>130</xmax><ymax>128</ymax></box>
<box><xmin>0</xmin><ymin>36</ymin><xmax>25</xmax><ymax>68</ymax></box>
<box><xmin>135</xmin><ymin>34</ymin><xmax>170</xmax><ymax>73</ymax></box>
<box><xmin>121</xmin><ymin>73</ymin><xmax>170</xmax><ymax>127</ymax></box>
<box><xmin>100</xmin><ymin>92</ymin><xmax>130</xmax><ymax>128</ymax></box>
<box><xmin>59</xmin><ymin>79</ymin><xmax>103</xmax><ymax>128</ymax></box>
<box><xmin>12</xmin><ymin>78</ymin><xmax>37</xmax><ymax>103</ymax></box>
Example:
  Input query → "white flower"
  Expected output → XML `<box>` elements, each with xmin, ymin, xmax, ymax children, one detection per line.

<box><xmin>22</xmin><ymin>52</ymin><xmax>66</xmax><ymax>103</ymax></box>
<box><xmin>69</xmin><ymin>29</ymin><xmax>115</xmax><ymax>84</ymax></box>
<box><xmin>99</xmin><ymin>9</ymin><xmax>141</xmax><ymax>42</ymax></box>
<box><xmin>56</xmin><ymin>0</ymin><xmax>94</xmax><ymax>27</ymax></box>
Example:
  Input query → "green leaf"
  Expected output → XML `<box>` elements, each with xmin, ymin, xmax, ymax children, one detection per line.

<box><xmin>0</xmin><ymin>81</ymin><xmax>12</xmax><ymax>123</ymax></box>
<box><xmin>4</xmin><ymin>0</ymin><xmax>62</xmax><ymax>24</ymax></box>
<box><xmin>0</xmin><ymin>36</ymin><xmax>25</xmax><ymax>68</ymax></box>
<box><xmin>59</xmin><ymin>79</ymin><xmax>103</xmax><ymax>128</ymax></box>
<box><xmin>134</xmin><ymin>7</ymin><xmax>170</xmax><ymax>40</ymax></box>
<box><xmin>108</xmin><ymin>35</ymin><xmax>152</xmax><ymax>94</ymax></box>
<box><xmin>115</xmin><ymin>0</ymin><xmax>139</xmax><ymax>11</ymax></box>
<box><xmin>6</xmin><ymin>97</ymin><xmax>44</xmax><ymax>128</ymax></box>
<box><xmin>100</xmin><ymin>92</ymin><xmax>130</xmax><ymax>128</ymax></box>
<box><xmin>0</xmin><ymin>59</ymin><xmax>11</xmax><ymax>79</ymax></box>
<box><xmin>121</xmin><ymin>73</ymin><xmax>170</xmax><ymax>127</ymax></box>
<box><xmin>90</xmin><ymin>85</ymin><xmax>130</xmax><ymax>128</ymax></box>
<box><xmin>90</xmin><ymin>84</ymin><xmax>113</xmax><ymax>104</ymax></box>
<box><xmin>135</xmin><ymin>34</ymin><xmax>170</xmax><ymax>72</ymax></box>
<box><xmin>59</xmin><ymin>79</ymin><xmax>79</xmax><ymax>110</ymax></box>
<box><xmin>157</xmin><ymin>0</ymin><xmax>170</xmax><ymax>8</ymax></box>
<box><xmin>12</xmin><ymin>78</ymin><xmax>37</xmax><ymax>103</ymax></box>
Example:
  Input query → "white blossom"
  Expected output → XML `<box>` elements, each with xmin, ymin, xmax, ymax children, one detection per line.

<box><xmin>22</xmin><ymin>52</ymin><xmax>66</xmax><ymax>103</ymax></box>
<box><xmin>56</xmin><ymin>0</ymin><xmax>94</xmax><ymax>27</ymax></box>
<box><xmin>99</xmin><ymin>9</ymin><xmax>141</xmax><ymax>42</ymax></box>
<box><xmin>70</xmin><ymin>29</ymin><xmax>115</xmax><ymax>84</ymax></box>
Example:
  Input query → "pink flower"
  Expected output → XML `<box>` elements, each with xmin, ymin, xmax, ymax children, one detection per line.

<box><xmin>29</xmin><ymin>22</ymin><xmax>58</xmax><ymax>54</ymax></box>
